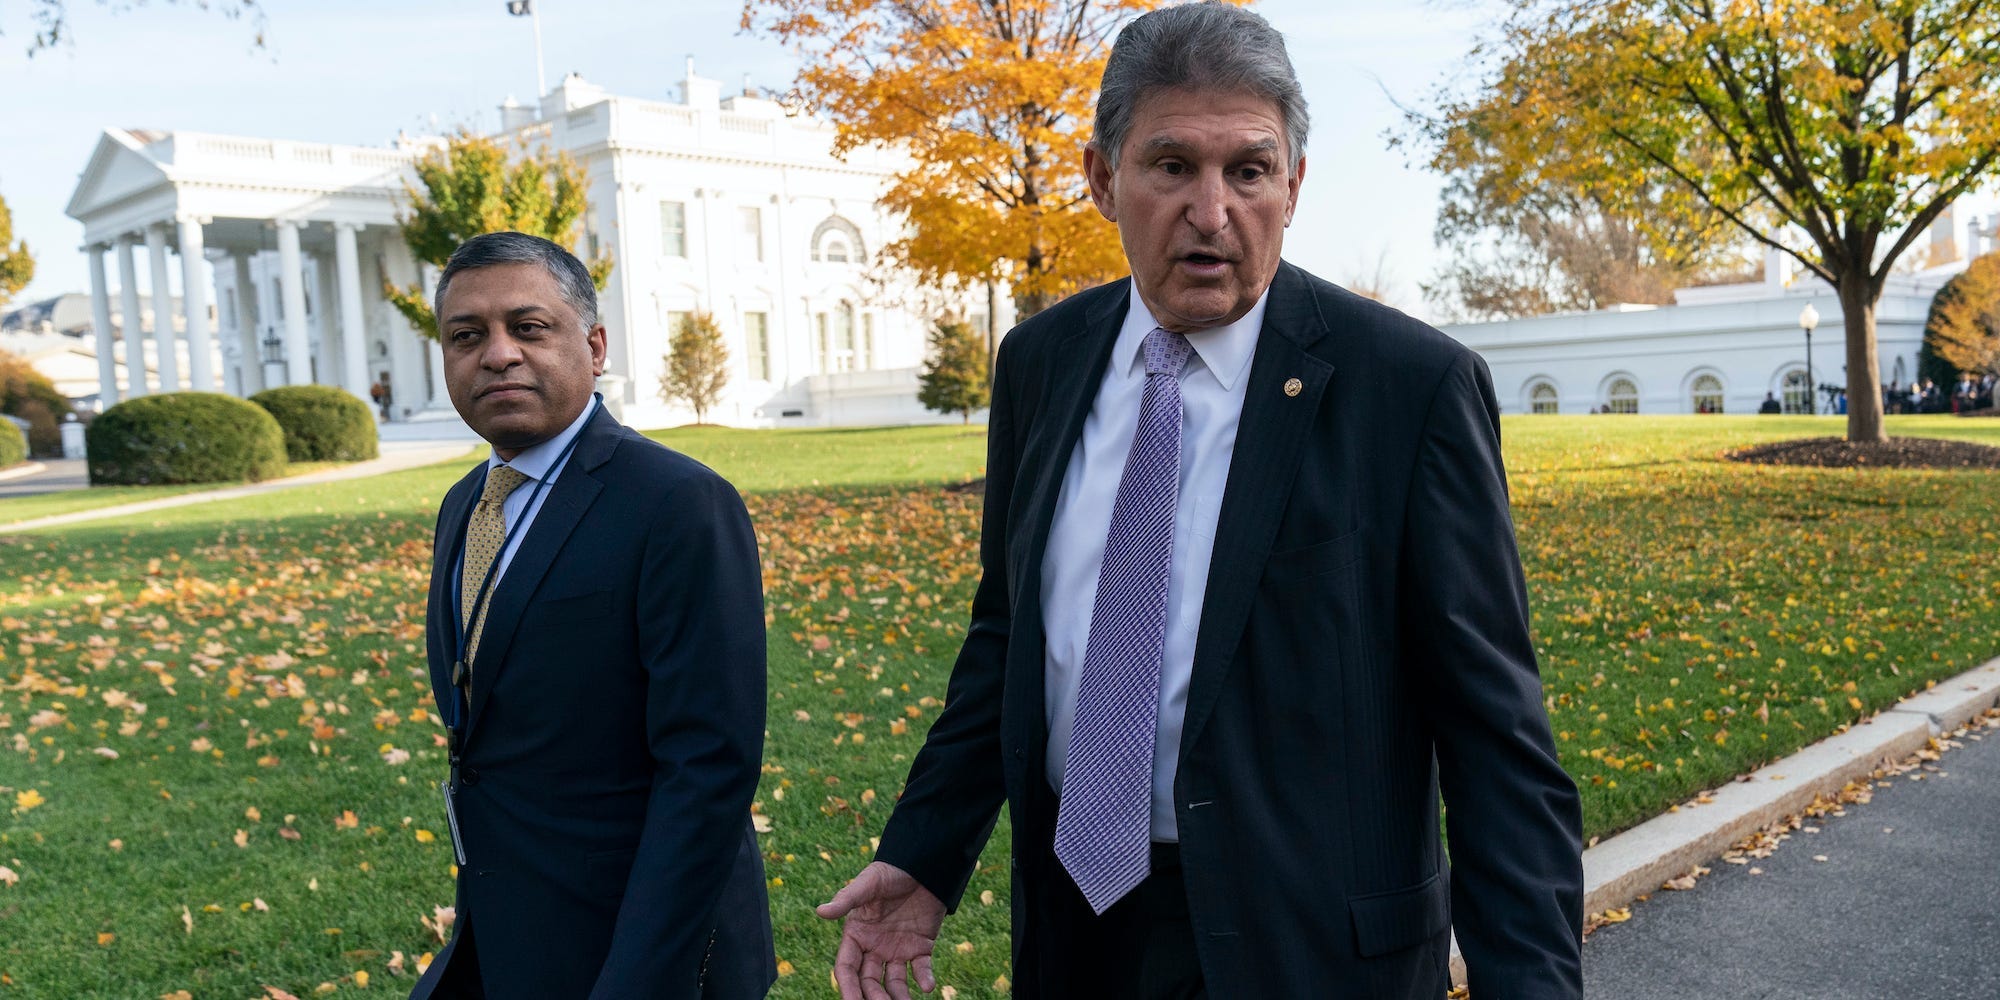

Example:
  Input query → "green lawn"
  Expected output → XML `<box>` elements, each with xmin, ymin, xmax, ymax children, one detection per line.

<box><xmin>0</xmin><ymin>416</ymin><xmax>1995</xmax><ymax>997</ymax></box>
<box><xmin>0</xmin><ymin>460</ymin><xmax>421</xmax><ymax>529</ymax></box>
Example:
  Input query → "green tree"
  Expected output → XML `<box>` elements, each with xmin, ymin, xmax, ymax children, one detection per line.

<box><xmin>661</xmin><ymin>311</ymin><xmax>731</xmax><ymax>425</ymax></box>
<box><xmin>0</xmin><ymin>193</ymin><xmax>36</xmax><ymax>310</ymax></box>
<box><xmin>1438</xmin><ymin>0</ymin><xmax>2000</xmax><ymax>441</ymax></box>
<box><xmin>0</xmin><ymin>350</ymin><xmax>71</xmax><ymax>456</ymax></box>
<box><xmin>386</xmin><ymin>132</ymin><xmax>612</xmax><ymax>339</ymax></box>
<box><xmin>12</xmin><ymin>0</ymin><xmax>266</xmax><ymax>54</ymax></box>
<box><xmin>1924</xmin><ymin>252</ymin><xmax>2000</xmax><ymax>383</ymax></box>
<box><xmin>917</xmin><ymin>319</ymin><xmax>991</xmax><ymax>424</ymax></box>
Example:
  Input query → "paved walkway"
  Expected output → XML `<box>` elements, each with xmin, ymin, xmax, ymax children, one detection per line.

<box><xmin>0</xmin><ymin>439</ymin><xmax>478</xmax><ymax>532</ymax></box>
<box><xmin>1583</xmin><ymin>716</ymin><xmax>2000</xmax><ymax>998</ymax></box>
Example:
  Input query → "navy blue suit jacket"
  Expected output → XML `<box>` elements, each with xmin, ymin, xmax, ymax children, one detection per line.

<box><xmin>876</xmin><ymin>263</ymin><xmax>1585</xmax><ymax>998</ymax></box>
<box><xmin>411</xmin><ymin>409</ymin><xmax>774</xmax><ymax>1000</ymax></box>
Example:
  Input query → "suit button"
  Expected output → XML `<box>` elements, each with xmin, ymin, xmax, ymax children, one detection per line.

<box><xmin>1013</xmin><ymin>748</ymin><xmax>1025</xmax><ymax>760</ymax></box>
<box><xmin>461</xmin><ymin>768</ymin><xmax>480</xmax><ymax>786</ymax></box>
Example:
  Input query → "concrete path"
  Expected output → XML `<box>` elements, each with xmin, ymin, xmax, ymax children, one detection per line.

<box><xmin>1583</xmin><ymin>710</ymin><xmax>2000</xmax><ymax>997</ymax></box>
<box><xmin>0</xmin><ymin>439</ymin><xmax>478</xmax><ymax>532</ymax></box>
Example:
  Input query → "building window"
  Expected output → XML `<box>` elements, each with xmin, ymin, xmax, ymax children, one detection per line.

<box><xmin>740</xmin><ymin>207</ymin><xmax>763</xmax><ymax>263</ymax></box>
<box><xmin>861</xmin><ymin>314</ymin><xmax>876</xmax><ymax>370</ymax></box>
<box><xmin>833</xmin><ymin>303</ymin><xmax>856</xmax><ymax>372</ymax></box>
<box><xmin>223</xmin><ymin>289</ymin><xmax>238</xmax><ymax>329</ymax></box>
<box><xmin>666</xmin><ymin>310</ymin><xmax>691</xmax><ymax>341</ymax></box>
<box><xmin>744</xmin><ymin>312</ymin><xmax>770</xmax><ymax>381</ymax></box>
<box><xmin>820</xmin><ymin>234</ymin><xmax>851</xmax><ymax>264</ymax></box>
<box><xmin>1606</xmin><ymin>378</ymin><xmax>1639</xmax><ymax>414</ymax></box>
<box><xmin>660</xmin><ymin>201</ymin><xmax>687</xmax><ymax>258</ymax></box>
<box><xmin>815</xmin><ymin>312</ymin><xmax>830</xmax><ymax>373</ymax></box>
<box><xmin>1691</xmin><ymin>374</ymin><xmax>1724</xmax><ymax>414</ymax></box>
<box><xmin>1529</xmin><ymin>382</ymin><xmax>1559</xmax><ymax>414</ymax></box>
<box><xmin>1781</xmin><ymin>369</ymin><xmax>1812</xmax><ymax>414</ymax></box>
<box><xmin>810</xmin><ymin>216</ymin><xmax>867</xmax><ymax>264</ymax></box>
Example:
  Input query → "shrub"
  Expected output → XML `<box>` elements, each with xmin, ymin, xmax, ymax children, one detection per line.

<box><xmin>0</xmin><ymin>350</ymin><xmax>73</xmax><ymax>456</ymax></box>
<box><xmin>0</xmin><ymin>417</ymin><xmax>24</xmax><ymax>469</ymax></box>
<box><xmin>87</xmin><ymin>392</ymin><xmax>288</xmax><ymax>485</ymax></box>
<box><xmin>250</xmin><ymin>385</ymin><xmax>380</xmax><ymax>462</ymax></box>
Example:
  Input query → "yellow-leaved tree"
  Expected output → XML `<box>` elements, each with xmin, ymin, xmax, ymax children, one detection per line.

<box><xmin>1435</xmin><ymin>0</ymin><xmax>2000</xmax><ymax>442</ymax></box>
<box><xmin>387</xmin><ymin>132</ymin><xmax>613</xmax><ymax>340</ymax></box>
<box><xmin>742</xmin><ymin>0</ymin><xmax>1226</xmax><ymax>318</ymax></box>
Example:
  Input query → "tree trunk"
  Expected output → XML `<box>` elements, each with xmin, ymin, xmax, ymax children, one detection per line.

<box><xmin>1014</xmin><ymin>286</ymin><xmax>1058</xmax><ymax>319</ymax></box>
<box><xmin>1838</xmin><ymin>271</ymin><xmax>1888</xmax><ymax>443</ymax></box>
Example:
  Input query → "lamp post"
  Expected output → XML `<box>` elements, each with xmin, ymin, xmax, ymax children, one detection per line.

<box><xmin>1799</xmin><ymin>302</ymin><xmax>1820</xmax><ymax>415</ymax></box>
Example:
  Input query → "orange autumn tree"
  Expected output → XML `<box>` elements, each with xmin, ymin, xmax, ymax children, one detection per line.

<box><xmin>743</xmin><ymin>0</ymin><xmax>1225</xmax><ymax>317</ymax></box>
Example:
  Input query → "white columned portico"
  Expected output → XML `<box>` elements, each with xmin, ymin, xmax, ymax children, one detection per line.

<box><xmin>177</xmin><ymin>217</ymin><xmax>216</xmax><ymax>391</ymax></box>
<box><xmin>86</xmin><ymin>243</ymin><xmax>120</xmax><ymax>408</ymax></box>
<box><xmin>275</xmin><ymin>220</ymin><xmax>312</xmax><ymax>387</ymax></box>
<box><xmin>232</xmin><ymin>253</ymin><xmax>266</xmax><ymax>396</ymax></box>
<box><xmin>115</xmin><ymin>234</ymin><xmax>149</xmax><ymax>397</ymax></box>
<box><xmin>145</xmin><ymin>222</ymin><xmax>180</xmax><ymax>391</ymax></box>
<box><xmin>313</xmin><ymin>252</ymin><xmax>340</xmax><ymax>388</ymax></box>
<box><xmin>332</xmin><ymin>223</ymin><xmax>372</xmax><ymax>402</ymax></box>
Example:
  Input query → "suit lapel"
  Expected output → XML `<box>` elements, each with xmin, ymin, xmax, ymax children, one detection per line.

<box><xmin>462</xmin><ymin>411</ymin><xmax>617</xmax><ymax>736</ymax></box>
<box><xmin>1180</xmin><ymin>262</ymin><xmax>1333</xmax><ymax>754</ymax></box>
<box><xmin>429</xmin><ymin>467</ymin><xmax>482</xmax><ymax>727</ymax></box>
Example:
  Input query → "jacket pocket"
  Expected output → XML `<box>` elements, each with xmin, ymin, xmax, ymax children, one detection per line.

<box><xmin>1347</xmin><ymin>871</ymin><xmax>1449</xmax><ymax>958</ymax></box>
<box><xmin>1268</xmin><ymin>528</ymin><xmax>1363</xmax><ymax>580</ymax></box>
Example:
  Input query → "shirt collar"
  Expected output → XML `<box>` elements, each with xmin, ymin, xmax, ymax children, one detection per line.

<box><xmin>1115</xmin><ymin>283</ymin><xmax>1268</xmax><ymax>392</ymax></box>
<box><xmin>486</xmin><ymin>393</ymin><xmax>600</xmax><ymax>482</ymax></box>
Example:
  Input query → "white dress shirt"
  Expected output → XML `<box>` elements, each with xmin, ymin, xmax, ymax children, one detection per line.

<box><xmin>1042</xmin><ymin>287</ymin><xmax>1267</xmax><ymax>842</ymax></box>
<box><xmin>455</xmin><ymin>394</ymin><xmax>599</xmax><ymax>614</ymax></box>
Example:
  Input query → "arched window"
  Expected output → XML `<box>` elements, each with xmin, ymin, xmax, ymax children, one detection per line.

<box><xmin>1529</xmin><ymin>382</ymin><xmax>1559</xmax><ymax>414</ymax></box>
<box><xmin>810</xmin><ymin>216</ymin><xmax>867</xmax><ymax>265</ymax></box>
<box><xmin>1691</xmin><ymin>374</ymin><xmax>1724</xmax><ymax>414</ymax></box>
<box><xmin>1606</xmin><ymin>378</ymin><xmax>1639</xmax><ymax>414</ymax></box>
<box><xmin>1781</xmin><ymin>369</ymin><xmax>1812</xmax><ymax>414</ymax></box>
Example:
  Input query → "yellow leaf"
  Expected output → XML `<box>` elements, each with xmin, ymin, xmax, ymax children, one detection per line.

<box><xmin>15</xmin><ymin>789</ymin><xmax>44</xmax><ymax>811</ymax></box>
<box><xmin>414</xmin><ymin>829</ymin><xmax>436</xmax><ymax>843</ymax></box>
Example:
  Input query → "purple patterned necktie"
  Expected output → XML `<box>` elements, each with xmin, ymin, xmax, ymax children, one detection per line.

<box><xmin>1054</xmin><ymin>326</ymin><xmax>1194</xmax><ymax>914</ymax></box>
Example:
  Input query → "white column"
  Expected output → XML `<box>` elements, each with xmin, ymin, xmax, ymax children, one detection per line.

<box><xmin>232</xmin><ymin>253</ymin><xmax>266</xmax><ymax>396</ymax></box>
<box><xmin>275</xmin><ymin>220</ymin><xmax>312</xmax><ymax>386</ymax></box>
<box><xmin>313</xmin><ymin>252</ymin><xmax>340</xmax><ymax>387</ymax></box>
<box><xmin>115</xmin><ymin>235</ymin><xmax>149</xmax><ymax>397</ymax></box>
<box><xmin>422</xmin><ymin>263</ymin><xmax>452</xmax><ymax>409</ymax></box>
<box><xmin>86</xmin><ymin>243</ymin><xmax>120</xmax><ymax>408</ymax></box>
<box><xmin>333</xmin><ymin>223</ymin><xmax>372</xmax><ymax>402</ymax></box>
<box><xmin>177</xmin><ymin>217</ymin><xmax>216</xmax><ymax>391</ymax></box>
<box><xmin>145</xmin><ymin>222</ymin><xmax>180</xmax><ymax>391</ymax></box>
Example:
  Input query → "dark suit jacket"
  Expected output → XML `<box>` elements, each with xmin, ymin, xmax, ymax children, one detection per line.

<box><xmin>875</xmin><ymin>263</ymin><xmax>1584</xmax><ymax>998</ymax></box>
<box><xmin>410</xmin><ymin>407</ymin><xmax>775</xmax><ymax>1000</ymax></box>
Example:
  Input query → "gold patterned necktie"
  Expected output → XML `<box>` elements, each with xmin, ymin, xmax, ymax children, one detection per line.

<box><xmin>457</xmin><ymin>465</ymin><xmax>533</xmax><ymax>684</ymax></box>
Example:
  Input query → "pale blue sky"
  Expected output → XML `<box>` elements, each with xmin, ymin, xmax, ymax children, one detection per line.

<box><xmin>1</xmin><ymin>0</ymin><xmax>1494</xmax><ymax>318</ymax></box>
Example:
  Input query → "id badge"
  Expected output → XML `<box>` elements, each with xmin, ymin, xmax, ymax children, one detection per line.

<box><xmin>440</xmin><ymin>778</ymin><xmax>468</xmax><ymax>867</ymax></box>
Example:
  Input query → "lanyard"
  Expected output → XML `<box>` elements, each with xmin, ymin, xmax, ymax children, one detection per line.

<box><xmin>445</xmin><ymin>401</ymin><xmax>599</xmax><ymax>734</ymax></box>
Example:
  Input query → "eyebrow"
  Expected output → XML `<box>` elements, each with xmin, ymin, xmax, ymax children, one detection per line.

<box><xmin>1136</xmin><ymin>136</ymin><xmax>1283</xmax><ymax>160</ymax></box>
<box><xmin>442</xmin><ymin>305</ymin><xmax>556</xmax><ymax>326</ymax></box>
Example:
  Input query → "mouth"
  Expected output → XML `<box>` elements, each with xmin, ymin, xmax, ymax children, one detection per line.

<box><xmin>478</xmin><ymin>383</ymin><xmax>535</xmax><ymax>400</ymax></box>
<box><xmin>1178</xmin><ymin>251</ymin><xmax>1234</xmax><ymax>275</ymax></box>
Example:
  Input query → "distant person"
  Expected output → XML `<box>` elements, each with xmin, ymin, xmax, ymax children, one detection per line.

<box><xmin>409</xmin><ymin>232</ymin><xmax>774</xmax><ymax>1000</ymax></box>
<box><xmin>371</xmin><ymin>372</ymin><xmax>394</xmax><ymax>421</ymax></box>
<box><xmin>1835</xmin><ymin>390</ymin><xmax>1847</xmax><ymax>415</ymax></box>
<box><xmin>1759</xmin><ymin>391</ymin><xmax>1782</xmax><ymax>414</ymax></box>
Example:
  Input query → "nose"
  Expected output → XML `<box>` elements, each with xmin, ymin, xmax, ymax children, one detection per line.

<box><xmin>1185</xmin><ymin>168</ymin><xmax>1231</xmax><ymax>236</ymax></box>
<box><xmin>478</xmin><ymin>328</ymin><xmax>525</xmax><ymax>371</ymax></box>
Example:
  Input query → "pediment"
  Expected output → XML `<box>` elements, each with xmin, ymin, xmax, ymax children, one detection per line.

<box><xmin>65</xmin><ymin>130</ymin><xmax>173</xmax><ymax>221</ymax></box>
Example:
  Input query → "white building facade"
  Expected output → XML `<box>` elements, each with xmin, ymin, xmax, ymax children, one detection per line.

<box><xmin>62</xmin><ymin>68</ymin><xmax>998</xmax><ymax>428</ymax></box>
<box><xmin>1445</xmin><ymin>238</ymin><xmax>1992</xmax><ymax>416</ymax></box>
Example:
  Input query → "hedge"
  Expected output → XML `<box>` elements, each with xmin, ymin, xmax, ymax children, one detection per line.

<box><xmin>250</xmin><ymin>385</ymin><xmax>379</xmax><ymax>462</ymax></box>
<box><xmin>0</xmin><ymin>418</ymin><xmax>24</xmax><ymax>469</ymax></box>
<box><xmin>86</xmin><ymin>392</ymin><xmax>288</xmax><ymax>486</ymax></box>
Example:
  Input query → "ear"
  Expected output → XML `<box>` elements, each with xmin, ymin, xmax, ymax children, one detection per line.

<box><xmin>588</xmin><ymin>323</ymin><xmax>608</xmax><ymax>377</ymax></box>
<box><xmin>1283</xmin><ymin>155</ymin><xmax>1306</xmax><ymax>227</ymax></box>
<box><xmin>1085</xmin><ymin>142</ymin><xmax>1119</xmax><ymax>223</ymax></box>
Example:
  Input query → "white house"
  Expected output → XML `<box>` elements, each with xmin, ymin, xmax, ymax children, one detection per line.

<box><xmin>1444</xmin><ymin>216</ymin><xmax>1999</xmax><ymax>416</ymax></box>
<box><xmin>61</xmin><ymin>65</ymin><xmax>1001</xmax><ymax>427</ymax></box>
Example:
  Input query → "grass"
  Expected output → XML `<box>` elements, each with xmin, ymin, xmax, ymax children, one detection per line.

<box><xmin>0</xmin><ymin>416</ymin><xmax>1994</xmax><ymax>997</ymax></box>
<box><xmin>0</xmin><ymin>461</ymin><xmax>404</xmax><ymax>529</ymax></box>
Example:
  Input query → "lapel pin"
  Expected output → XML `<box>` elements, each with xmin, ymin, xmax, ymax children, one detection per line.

<box><xmin>1283</xmin><ymin>377</ymin><xmax>1303</xmax><ymax>397</ymax></box>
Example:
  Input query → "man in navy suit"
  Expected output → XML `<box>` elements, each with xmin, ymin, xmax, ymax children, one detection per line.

<box><xmin>410</xmin><ymin>232</ymin><xmax>773</xmax><ymax>999</ymax></box>
<box><xmin>819</xmin><ymin>4</ymin><xmax>1582</xmax><ymax>998</ymax></box>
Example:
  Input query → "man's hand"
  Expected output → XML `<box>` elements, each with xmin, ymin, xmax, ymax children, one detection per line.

<box><xmin>818</xmin><ymin>861</ymin><xmax>947</xmax><ymax>1000</ymax></box>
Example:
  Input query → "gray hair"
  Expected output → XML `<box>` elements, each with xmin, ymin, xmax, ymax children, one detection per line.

<box><xmin>1094</xmin><ymin>2</ymin><xmax>1309</xmax><ymax>171</ymax></box>
<box><xmin>433</xmin><ymin>231</ymin><xmax>600</xmax><ymax>334</ymax></box>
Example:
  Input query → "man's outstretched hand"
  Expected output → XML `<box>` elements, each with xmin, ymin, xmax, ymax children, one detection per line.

<box><xmin>818</xmin><ymin>861</ymin><xmax>948</xmax><ymax>1000</ymax></box>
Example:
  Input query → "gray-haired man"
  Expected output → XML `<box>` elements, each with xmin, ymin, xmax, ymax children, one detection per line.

<box><xmin>819</xmin><ymin>4</ymin><xmax>1583</xmax><ymax>998</ymax></box>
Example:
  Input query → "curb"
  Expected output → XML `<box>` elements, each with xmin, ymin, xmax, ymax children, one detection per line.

<box><xmin>1448</xmin><ymin>655</ymin><xmax>2000</xmax><ymax>987</ymax></box>
<box><xmin>0</xmin><ymin>461</ymin><xmax>47</xmax><ymax>483</ymax></box>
